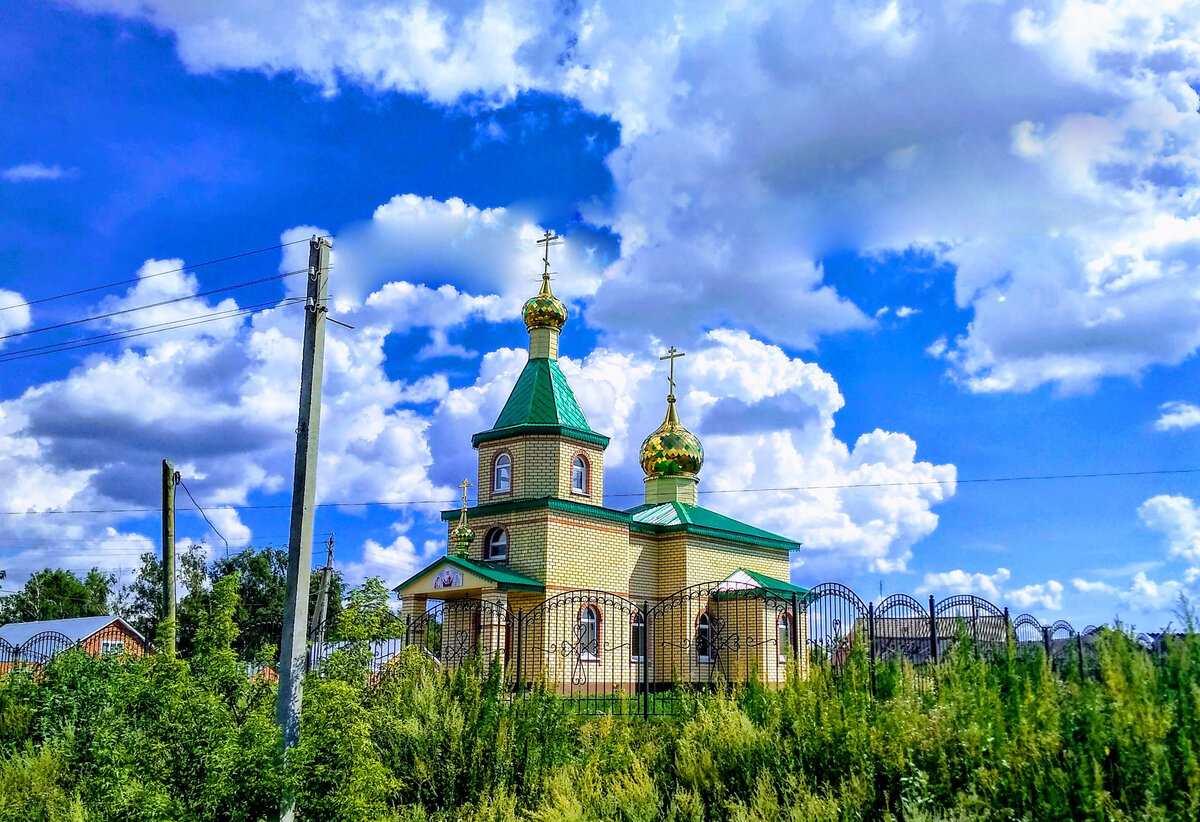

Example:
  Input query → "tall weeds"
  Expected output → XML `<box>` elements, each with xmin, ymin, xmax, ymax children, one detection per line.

<box><xmin>0</xmin><ymin>588</ymin><xmax>1197</xmax><ymax>821</ymax></box>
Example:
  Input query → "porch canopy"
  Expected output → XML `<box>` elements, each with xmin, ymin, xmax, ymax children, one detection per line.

<box><xmin>393</xmin><ymin>553</ymin><xmax>544</xmax><ymax>599</ymax></box>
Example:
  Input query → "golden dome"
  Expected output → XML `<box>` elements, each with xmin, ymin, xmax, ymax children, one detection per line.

<box><xmin>450</xmin><ymin>523</ymin><xmax>475</xmax><ymax>555</ymax></box>
<box><xmin>522</xmin><ymin>275</ymin><xmax>568</xmax><ymax>331</ymax></box>
<box><xmin>639</xmin><ymin>399</ymin><xmax>704</xmax><ymax>478</ymax></box>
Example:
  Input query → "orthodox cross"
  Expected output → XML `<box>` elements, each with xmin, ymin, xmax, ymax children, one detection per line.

<box><xmin>536</xmin><ymin>230</ymin><xmax>562</xmax><ymax>283</ymax></box>
<box><xmin>660</xmin><ymin>346</ymin><xmax>685</xmax><ymax>398</ymax></box>
<box><xmin>457</xmin><ymin>478</ymin><xmax>472</xmax><ymax>524</ymax></box>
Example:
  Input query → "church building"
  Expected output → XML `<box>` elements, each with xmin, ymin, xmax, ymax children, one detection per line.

<box><xmin>394</xmin><ymin>239</ymin><xmax>806</xmax><ymax>689</ymax></box>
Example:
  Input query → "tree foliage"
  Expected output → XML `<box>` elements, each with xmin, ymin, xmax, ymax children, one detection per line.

<box><xmin>0</xmin><ymin>568</ymin><xmax>114</xmax><ymax>624</ymax></box>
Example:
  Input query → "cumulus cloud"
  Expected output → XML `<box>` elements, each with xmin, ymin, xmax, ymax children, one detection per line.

<box><xmin>0</xmin><ymin>290</ymin><xmax>32</xmax><ymax>345</ymax></box>
<box><xmin>1138</xmin><ymin>494</ymin><xmax>1200</xmax><ymax>563</ymax></box>
<box><xmin>1009</xmin><ymin>579</ymin><xmax>1065</xmax><ymax>611</ymax></box>
<box><xmin>918</xmin><ymin>568</ymin><xmax>1012</xmax><ymax>601</ymax></box>
<box><xmin>63</xmin><ymin>0</ymin><xmax>1200</xmax><ymax>389</ymax></box>
<box><xmin>1155</xmin><ymin>401</ymin><xmax>1200</xmax><ymax>432</ymax></box>
<box><xmin>1</xmin><ymin>163</ymin><xmax>73</xmax><ymax>182</ymax></box>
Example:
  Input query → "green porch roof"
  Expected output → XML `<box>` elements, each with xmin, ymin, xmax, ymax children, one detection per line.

<box><xmin>392</xmin><ymin>553</ymin><xmax>545</xmax><ymax>593</ymax></box>
<box><xmin>713</xmin><ymin>568</ymin><xmax>811</xmax><ymax>600</ymax></box>
<box><xmin>627</xmin><ymin>501</ymin><xmax>802</xmax><ymax>552</ymax></box>
<box><xmin>471</xmin><ymin>358</ymin><xmax>610</xmax><ymax>448</ymax></box>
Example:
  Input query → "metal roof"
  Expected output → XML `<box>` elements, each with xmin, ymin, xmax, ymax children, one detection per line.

<box><xmin>393</xmin><ymin>553</ymin><xmax>545</xmax><ymax>593</ymax></box>
<box><xmin>0</xmin><ymin>615</ymin><xmax>142</xmax><ymax>647</ymax></box>
<box><xmin>627</xmin><ymin>501</ymin><xmax>801</xmax><ymax>551</ymax></box>
<box><xmin>472</xmin><ymin>358</ymin><xmax>609</xmax><ymax>447</ymax></box>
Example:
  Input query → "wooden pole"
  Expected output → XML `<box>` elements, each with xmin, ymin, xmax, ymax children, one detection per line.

<box><xmin>161</xmin><ymin>459</ymin><xmax>178</xmax><ymax>657</ymax></box>
<box><xmin>276</xmin><ymin>236</ymin><xmax>331</xmax><ymax>822</ymax></box>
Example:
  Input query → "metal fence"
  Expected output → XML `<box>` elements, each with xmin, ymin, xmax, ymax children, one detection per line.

<box><xmin>0</xmin><ymin>623</ymin><xmax>151</xmax><ymax>673</ymax></box>
<box><xmin>304</xmin><ymin>580</ymin><xmax>1121</xmax><ymax>716</ymax></box>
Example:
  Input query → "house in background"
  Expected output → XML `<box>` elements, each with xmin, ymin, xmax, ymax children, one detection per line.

<box><xmin>0</xmin><ymin>615</ymin><xmax>148</xmax><ymax>671</ymax></box>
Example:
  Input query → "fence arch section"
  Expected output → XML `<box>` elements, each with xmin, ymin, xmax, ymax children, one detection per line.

<box><xmin>518</xmin><ymin>589</ymin><xmax>644</xmax><ymax>712</ymax></box>
<box><xmin>804</xmin><ymin>582</ymin><xmax>867</xmax><ymax>669</ymax></box>
<box><xmin>874</xmin><ymin>593</ymin><xmax>932</xmax><ymax>667</ymax></box>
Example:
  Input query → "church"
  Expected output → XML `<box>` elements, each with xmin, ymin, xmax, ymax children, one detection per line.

<box><xmin>393</xmin><ymin>238</ymin><xmax>807</xmax><ymax>691</ymax></box>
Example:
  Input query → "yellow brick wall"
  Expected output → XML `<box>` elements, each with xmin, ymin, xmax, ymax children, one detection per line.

<box><xmin>476</xmin><ymin>436</ymin><xmax>605</xmax><ymax>504</ymax></box>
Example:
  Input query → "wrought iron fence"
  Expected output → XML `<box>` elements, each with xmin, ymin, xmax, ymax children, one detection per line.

<box><xmin>0</xmin><ymin>624</ymin><xmax>150</xmax><ymax>672</ymax></box>
<box><xmin>301</xmin><ymin>580</ymin><xmax>1129</xmax><ymax>716</ymax></box>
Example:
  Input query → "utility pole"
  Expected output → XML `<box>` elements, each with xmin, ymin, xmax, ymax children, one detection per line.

<box><xmin>310</xmin><ymin>535</ymin><xmax>334</xmax><ymax>649</ymax></box>
<box><xmin>276</xmin><ymin>235</ymin><xmax>331</xmax><ymax>822</ymax></box>
<box><xmin>161</xmin><ymin>459</ymin><xmax>179</xmax><ymax>656</ymax></box>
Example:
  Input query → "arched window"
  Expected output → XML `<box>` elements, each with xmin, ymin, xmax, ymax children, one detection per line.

<box><xmin>631</xmin><ymin>611</ymin><xmax>645</xmax><ymax>662</ymax></box>
<box><xmin>696</xmin><ymin>612</ymin><xmax>712</xmax><ymax>663</ymax></box>
<box><xmin>777</xmin><ymin>613</ymin><xmax>792</xmax><ymax>661</ymax></box>
<box><xmin>579</xmin><ymin>605</ymin><xmax>599</xmax><ymax>660</ymax></box>
<box><xmin>493</xmin><ymin>453</ymin><xmax>511</xmax><ymax>494</ymax></box>
<box><xmin>571</xmin><ymin>454</ymin><xmax>587</xmax><ymax>493</ymax></box>
<box><xmin>484</xmin><ymin>528</ymin><xmax>507</xmax><ymax>561</ymax></box>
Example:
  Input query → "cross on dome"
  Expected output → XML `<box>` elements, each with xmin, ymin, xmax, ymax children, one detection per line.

<box><xmin>660</xmin><ymin>346</ymin><xmax>685</xmax><ymax>401</ymax></box>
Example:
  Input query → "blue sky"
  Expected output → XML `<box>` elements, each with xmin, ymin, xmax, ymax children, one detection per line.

<box><xmin>2</xmin><ymin>0</ymin><xmax>1199</xmax><ymax>630</ymax></box>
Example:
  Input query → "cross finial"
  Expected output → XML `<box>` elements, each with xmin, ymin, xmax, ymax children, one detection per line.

<box><xmin>457</xmin><ymin>478</ymin><xmax>472</xmax><ymax>524</ymax></box>
<box><xmin>536</xmin><ymin>230</ymin><xmax>562</xmax><ymax>285</ymax></box>
<box><xmin>660</xmin><ymin>346</ymin><xmax>685</xmax><ymax>401</ymax></box>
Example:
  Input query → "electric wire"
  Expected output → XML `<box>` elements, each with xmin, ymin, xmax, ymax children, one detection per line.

<box><xmin>0</xmin><ymin>268</ymin><xmax>311</xmax><ymax>342</ymax></box>
<box><xmin>178</xmin><ymin>478</ymin><xmax>229</xmax><ymax>556</ymax></box>
<box><xmin>0</xmin><ymin>467</ymin><xmax>1196</xmax><ymax>517</ymax></box>
<box><xmin>0</xmin><ymin>235</ymin><xmax>331</xmax><ymax>313</ymax></box>
<box><xmin>0</xmin><ymin>298</ymin><xmax>304</xmax><ymax>363</ymax></box>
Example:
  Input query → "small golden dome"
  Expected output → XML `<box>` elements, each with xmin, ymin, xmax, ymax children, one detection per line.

<box><xmin>522</xmin><ymin>276</ymin><xmax>568</xmax><ymax>331</ymax></box>
<box><xmin>450</xmin><ymin>523</ymin><xmax>475</xmax><ymax>555</ymax></box>
<box><xmin>639</xmin><ymin>399</ymin><xmax>704</xmax><ymax>478</ymax></box>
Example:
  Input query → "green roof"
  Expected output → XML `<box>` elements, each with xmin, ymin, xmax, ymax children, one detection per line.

<box><xmin>393</xmin><ymin>553</ymin><xmax>545</xmax><ymax>593</ymax></box>
<box><xmin>472</xmin><ymin>358</ymin><xmax>609</xmax><ymax>448</ymax></box>
<box><xmin>627</xmin><ymin>501</ymin><xmax>801</xmax><ymax>552</ymax></box>
<box><xmin>713</xmin><ymin>568</ymin><xmax>811</xmax><ymax>600</ymax></box>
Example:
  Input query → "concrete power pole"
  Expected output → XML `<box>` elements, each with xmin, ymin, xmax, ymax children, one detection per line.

<box><xmin>276</xmin><ymin>235</ymin><xmax>331</xmax><ymax>822</ymax></box>
<box><xmin>310</xmin><ymin>535</ymin><xmax>334</xmax><ymax>650</ymax></box>
<box><xmin>161</xmin><ymin>459</ymin><xmax>179</xmax><ymax>656</ymax></box>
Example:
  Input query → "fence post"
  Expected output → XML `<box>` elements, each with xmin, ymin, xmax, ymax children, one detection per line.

<box><xmin>867</xmin><ymin>601</ymin><xmax>877</xmax><ymax>698</ymax></box>
<box><xmin>790</xmin><ymin>593</ymin><xmax>801</xmax><ymax>667</ymax></box>
<box><xmin>1003</xmin><ymin>607</ymin><xmax>1010</xmax><ymax>655</ymax></box>
<box><xmin>1042</xmin><ymin>626</ymin><xmax>1051</xmax><ymax>663</ymax></box>
<box><xmin>514</xmin><ymin>609</ymin><xmax>524</xmax><ymax>697</ymax></box>
<box><xmin>928</xmin><ymin>595</ymin><xmax>938</xmax><ymax>664</ymax></box>
<box><xmin>404</xmin><ymin>614</ymin><xmax>411</xmax><ymax>649</ymax></box>
<box><xmin>1076</xmin><ymin>632</ymin><xmax>1085</xmax><ymax>682</ymax></box>
<box><xmin>971</xmin><ymin>601</ymin><xmax>979</xmax><ymax>660</ymax></box>
<box><xmin>641</xmin><ymin>601</ymin><xmax>650</xmax><ymax>720</ymax></box>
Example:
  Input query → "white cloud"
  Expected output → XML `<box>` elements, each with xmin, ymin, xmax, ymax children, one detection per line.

<box><xmin>1155</xmin><ymin>401</ymin><xmax>1200</xmax><ymax>432</ymax></box>
<box><xmin>1072</xmin><ymin>578</ymin><xmax>1119</xmax><ymax>595</ymax></box>
<box><xmin>1</xmin><ymin>163</ymin><xmax>73</xmax><ymax>182</ymax></box>
<box><xmin>918</xmin><ymin>567</ymin><xmax>1011</xmax><ymax>601</ymax></box>
<box><xmin>64</xmin><ymin>0</ymin><xmax>1200</xmax><ymax>389</ymax></box>
<box><xmin>894</xmin><ymin>306</ymin><xmax>920</xmax><ymax>318</ymax></box>
<box><xmin>0</xmin><ymin>290</ymin><xmax>32</xmax><ymax>345</ymax></box>
<box><xmin>1139</xmin><ymin>494</ymin><xmax>1200</xmax><ymax>563</ymax></box>
<box><xmin>1009</xmin><ymin>579</ymin><xmax>1064</xmax><ymax>611</ymax></box>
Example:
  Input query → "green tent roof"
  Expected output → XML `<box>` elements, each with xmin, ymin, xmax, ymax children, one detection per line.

<box><xmin>627</xmin><ymin>501</ymin><xmax>801</xmax><ymax>551</ymax></box>
<box><xmin>393</xmin><ymin>553</ymin><xmax>545</xmax><ymax>593</ymax></box>
<box><xmin>472</xmin><ymin>358</ymin><xmax>609</xmax><ymax>447</ymax></box>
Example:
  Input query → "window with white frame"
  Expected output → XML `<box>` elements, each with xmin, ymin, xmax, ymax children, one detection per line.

<box><xmin>696</xmin><ymin>612</ymin><xmax>712</xmax><ymax>663</ymax></box>
<box><xmin>493</xmin><ymin>453</ymin><xmax>511</xmax><ymax>494</ymax></box>
<box><xmin>579</xmin><ymin>605</ymin><xmax>599</xmax><ymax>660</ymax></box>
<box><xmin>484</xmin><ymin>528</ymin><xmax>508</xmax><ymax>561</ymax></box>
<box><xmin>571</xmin><ymin>454</ymin><xmax>587</xmax><ymax>494</ymax></box>
<box><xmin>777</xmin><ymin>613</ymin><xmax>792</xmax><ymax>661</ymax></box>
<box><xmin>100</xmin><ymin>639</ymin><xmax>125</xmax><ymax>656</ymax></box>
<box><xmin>631</xmin><ymin>611</ymin><xmax>645</xmax><ymax>662</ymax></box>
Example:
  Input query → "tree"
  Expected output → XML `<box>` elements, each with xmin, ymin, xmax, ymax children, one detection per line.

<box><xmin>0</xmin><ymin>568</ymin><xmax>114</xmax><ymax>623</ymax></box>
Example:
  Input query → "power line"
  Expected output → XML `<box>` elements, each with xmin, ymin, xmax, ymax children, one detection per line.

<box><xmin>0</xmin><ymin>298</ymin><xmax>303</xmax><ymax>363</ymax></box>
<box><xmin>0</xmin><ymin>235</ymin><xmax>331</xmax><ymax>313</ymax></box>
<box><xmin>178</xmin><ymin>478</ymin><xmax>229</xmax><ymax>556</ymax></box>
<box><xmin>0</xmin><ymin>268</ymin><xmax>310</xmax><ymax>342</ymax></box>
<box><xmin>0</xmin><ymin>467</ymin><xmax>1196</xmax><ymax>517</ymax></box>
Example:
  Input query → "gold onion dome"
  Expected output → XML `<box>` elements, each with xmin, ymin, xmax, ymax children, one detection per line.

<box><xmin>639</xmin><ymin>398</ymin><xmax>704</xmax><ymax>478</ymax></box>
<box><xmin>450</xmin><ymin>523</ymin><xmax>475</xmax><ymax>555</ymax></box>
<box><xmin>522</xmin><ymin>275</ymin><xmax>568</xmax><ymax>331</ymax></box>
